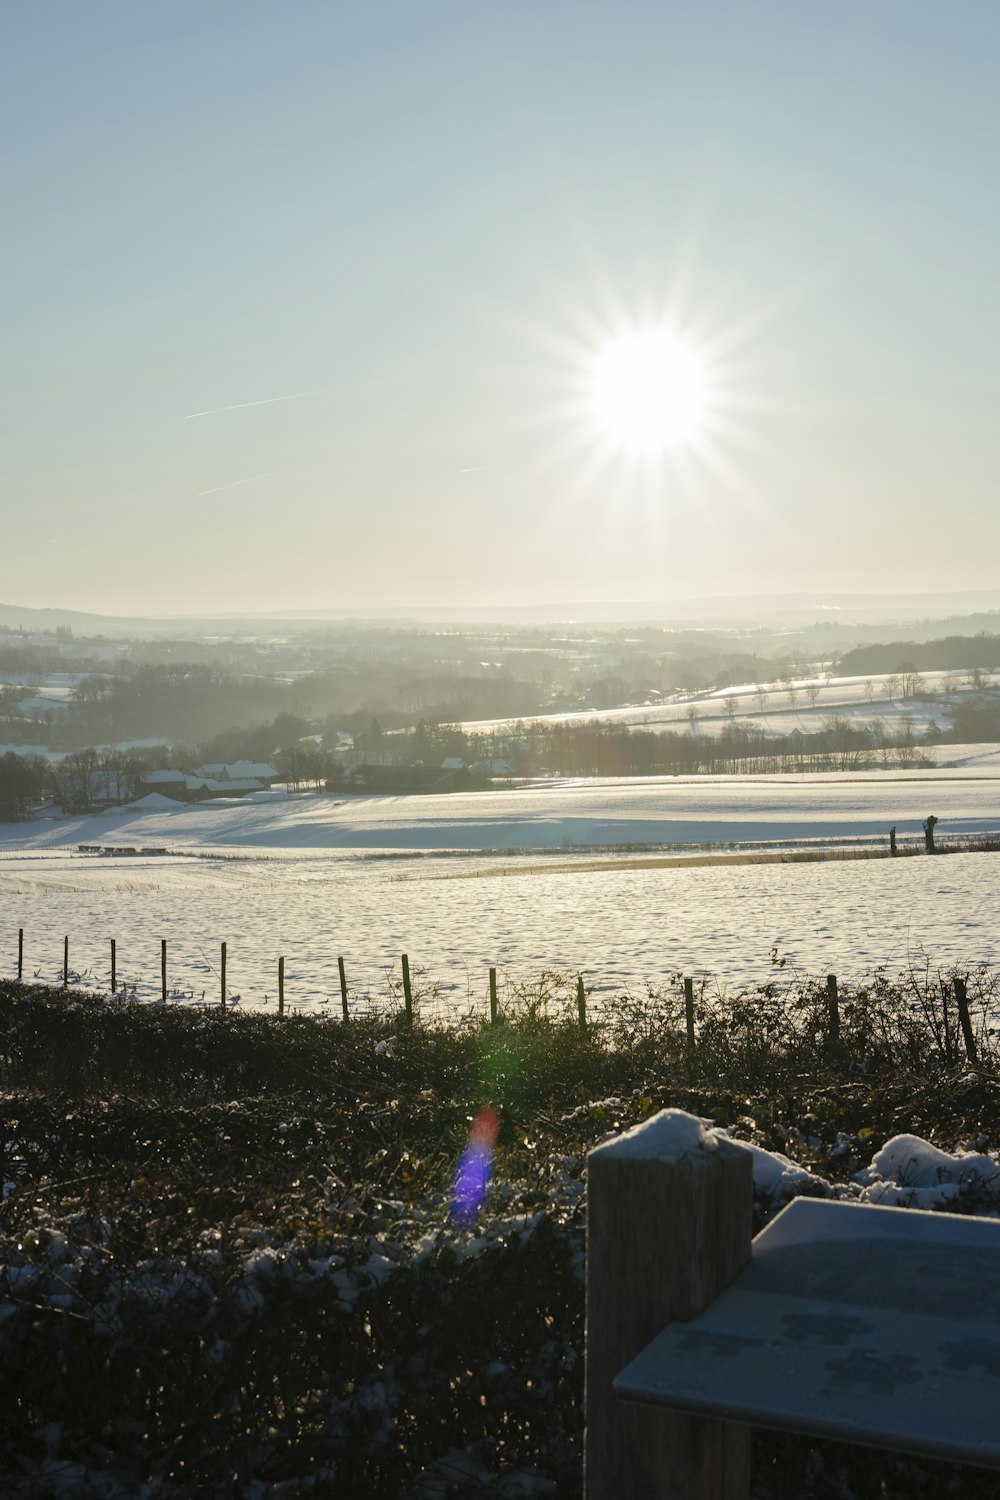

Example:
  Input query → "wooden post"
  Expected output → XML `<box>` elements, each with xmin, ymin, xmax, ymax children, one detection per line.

<box><xmin>220</xmin><ymin>941</ymin><xmax>227</xmax><ymax>1008</ymax></box>
<box><xmin>18</xmin><ymin>927</ymin><xmax>23</xmax><ymax>982</ymax></box>
<box><xmin>585</xmin><ymin>1110</ymin><xmax>753</xmax><ymax>1499</ymax></box>
<box><xmin>63</xmin><ymin>935</ymin><xmax>69</xmax><ymax>988</ymax></box>
<box><xmin>489</xmin><ymin>966</ymin><xmax>499</xmax><ymax>1024</ymax></box>
<box><xmin>826</xmin><ymin>973</ymin><xmax>840</xmax><ymax>1043</ymax></box>
<box><xmin>110</xmin><ymin>938</ymin><xmax>116</xmax><ymax>994</ymax></box>
<box><xmin>577</xmin><ymin>974</ymin><xmax>587</xmax><ymax>1031</ymax></box>
<box><xmin>684</xmin><ymin>976</ymin><xmax>696</xmax><ymax>1055</ymax></box>
<box><xmin>955</xmin><ymin>976</ymin><xmax>977</xmax><ymax>1064</ymax></box>
<box><xmin>161</xmin><ymin>939</ymin><xmax>167</xmax><ymax>1002</ymax></box>
<box><xmin>278</xmin><ymin>955</ymin><xmax>285</xmax><ymax>1018</ymax></box>
<box><xmin>940</xmin><ymin>980</ymin><xmax>954</xmax><ymax>1064</ymax></box>
<box><xmin>889</xmin><ymin>825</ymin><xmax>897</xmax><ymax>855</ymax></box>
<box><xmin>338</xmin><ymin>955</ymin><xmax>349</xmax><ymax>1021</ymax></box>
<box><xmin>401</xmin><ymin>953</ymin><xmax>412</xmax><ymax>1027</ymax></box>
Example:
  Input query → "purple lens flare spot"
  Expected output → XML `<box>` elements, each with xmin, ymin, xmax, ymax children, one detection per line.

<box><xmin>451</xmin><ymin>1106</ymin><xmax>501</xmax><ymax>1223</ymax></box>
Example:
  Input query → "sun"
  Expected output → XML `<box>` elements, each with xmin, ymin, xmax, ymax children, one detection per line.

<box><xmin>592</xmin><ymin>328</ymin><xmax>709</xmax><ymax>455</ymax></box>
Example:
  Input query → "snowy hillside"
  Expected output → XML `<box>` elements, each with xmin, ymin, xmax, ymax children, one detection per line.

<box><xmin>2</xmin><ymin>770</ymin><xmax>998</xmax><ymax>1014</ymax></box>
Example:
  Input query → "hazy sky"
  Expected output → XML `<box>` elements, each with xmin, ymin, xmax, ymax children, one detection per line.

<box><xmin>4</xmin><ymin>2</ymin><xmax>999</xmax><ymax>616</ymax></box>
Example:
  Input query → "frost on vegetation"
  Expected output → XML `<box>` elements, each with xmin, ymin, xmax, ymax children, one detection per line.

<box><xmin>748</xmin><ymin>1142</ymin><xmax>824</xmax><ymax>1204</ymax></box>
<box><xmin>854</xmin><ymin>1132</ymin><xmax>1000</xmax><ymax>1210</ymax></box>
<box><xmin>406</xmin><ymin>1448</ymin><xmax>556</xmax><ymax>1500</ymax></box>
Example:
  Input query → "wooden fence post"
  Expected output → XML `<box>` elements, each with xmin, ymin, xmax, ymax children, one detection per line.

<box><xmin>161</xmin><ymin>939</ymin><xmax>167</xmax><ymax>1003</ymax></box>
<box><xmin>577</xmin><ymin>974</ymin><xmax>587</xmax><ymax>1031</ymax></box>
<box><xmin>220</xmin><ymin>942</ymin><xmax>227</xmax><ymax>1009</ymax></box>
<box><xmin>110</xmin><ymin>938</ymin><xmax>116</xmax><ymax>994</ymax></box>
<box><xmin>955</xmin><ymin>976</ymin><xmax>977</xmax><ymax>1064</ymax></box>
<box><xmin>826</xmin><ymin>974</ymin><xmax>840</xmax><ymax>1043</ymax></box>
<box><xmin>489</xmin><ymin>966</ymin><xmax>499</xmax><ymax>1024</ymax></box>
<box><xmin>684</xmin><ymin>976</ymin><xmax>696</xmax><ymax>1056</ymax></box>
<box><xmin>940</xmin><ymin>980</ymin><xmax>954</xmax><ymax>1063</ymax></box>
<box><xmin>18</xmin><ymin>927</ymin><xmax>23</xmax><ymax>982</ymax></box>
<box><xmin>278</xmin><ymin>955</ymin><xmax>285</xmax><ymax>1018</ymax></box>
<box><xmin>585</xmin><ymin>1110</ymin><xmax>753</xmax><ymax>1499</ymax></box>
<box><xmin>338</xmin><ymin>955</ymin><xmax>349</xmax><ymax>1021</ymax></box>
<box><xmin>401</xmin><ymin>953</ymin><xmax>413</xmax><ymax>1027</ymax></box>
<box><xmin>63</xmin><ymin>935</ymin><xmax>69</xmax><ymax>989</ymax></box>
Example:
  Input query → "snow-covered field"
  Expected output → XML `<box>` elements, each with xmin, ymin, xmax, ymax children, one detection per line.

<box><xmin>2</xmin><ymin>773</ymin><xmax>999</xmax><ymax>1016</ymax></box>
<box><xmin>460</xmin><ymin>669</ymin><xmax>1000</xmax><ymax>744</ymax></box>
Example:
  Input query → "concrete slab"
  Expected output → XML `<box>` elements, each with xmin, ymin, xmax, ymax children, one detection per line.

<box><xmin>614</xmin><ymin>1197</ymin><xmax>1000</xmax><ymax>1467</ymax></box>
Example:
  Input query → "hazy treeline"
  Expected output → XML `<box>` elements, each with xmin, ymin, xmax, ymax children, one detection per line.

<box><xmin>837</xmin><ymin>633</ymin><xmax>1000</xmax><ymax>677</ymax></box>
<box><xmin>1</xmin><ymin>659</ymin><xmax>547</xmax><ymax>751</ymax></box>
<box><xmin>7</xmin><ymin>625</ymin><xmax>998</xmax><ymax>758</ymax></box>
<box><xmin>0</xmin><ymin>699</ymin><xmax>973</xmax><ymax>823</ymax></box>
<box><xmin>368</xmin><ymin>715</ymin><xmax>935</xmax><ymax>778</ymax></box>
<box><xmin>0</xmin><ymin>752</ymin><xmax>48</xmax><ymax>821</ymax></box>
<box><xmin>463</xmin><ymin>719</ymin><xmax>933</xmax><ymax>778</ymax></box>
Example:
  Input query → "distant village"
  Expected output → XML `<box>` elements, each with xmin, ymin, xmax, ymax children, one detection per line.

<box><xmin>1</xmin><ymin>614</ymin><xmax>999</xmax><ymax>822</ymax></box>
<box><xmin>44</xmin><ymin>748</ymin><xmax>520</xmax><ymax>817</ymax></box>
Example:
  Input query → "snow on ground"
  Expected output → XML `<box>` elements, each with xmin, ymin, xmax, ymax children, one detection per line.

<box><xmin>1</xmin><ymin>773</ymin><xmax>998</xmax><ymax>1017</ymax></box>
<box><xmin>5</xmin><ymin>772</ymin><xmax>1000</xmax><ymax>855</ymax></box>
<box><xmin>459</xmin><ymin>669</ymin><xmax>1000</xmax><ymax>741</ymax></box>
<box><xmin>935</xmin><ymin>742</ymin><xmax>1000</xmax><ymax>769</ymax></box>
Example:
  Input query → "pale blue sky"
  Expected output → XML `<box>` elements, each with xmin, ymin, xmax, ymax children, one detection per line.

<box><xmin>3</xmin><ymin>2</ymin><xmax>999</xmax><ymax>615</ymax></box>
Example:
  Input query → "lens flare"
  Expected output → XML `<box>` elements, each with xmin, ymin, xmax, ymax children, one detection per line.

<box><xmin>451</xmin><ymin>1106</ymin><xmax>501</xmax><ymax>1224</ymax></box>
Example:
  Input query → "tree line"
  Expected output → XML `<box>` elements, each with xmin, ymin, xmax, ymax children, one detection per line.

<box><xmin>837</xmin><ymin>633</ymin><xmax>1000</xmax><ymax>677</ymax></box>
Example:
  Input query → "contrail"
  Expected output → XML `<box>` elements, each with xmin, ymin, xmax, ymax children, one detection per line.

<box><xmin>198</xmin><ymin>468</ymin><xmax>284</xmax><ymax>497</ymax></box>
<box><xmin>460</xmin><ymin>466</ymin><xmax>488</xmax><ymax>473</ymax></box>
<box><xmin>185</xmin><ymin>390</ymin><xmax>322</xmax><ymax>420</ymax></box>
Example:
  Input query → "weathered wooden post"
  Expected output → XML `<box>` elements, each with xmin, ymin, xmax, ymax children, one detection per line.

<box><xmin>577</xmin><ymin>974</ymin><xmax>587</xmax><ymax>1031</ymax></box>
<box><xmin>889</xmin><ymin>825</ymin><xmax>897</xmax><ymax>855</ymax></box>
<box><xmin>278</xmin><ymin>955</ymin><xmax>285</xmax><ymax>1018</ymax></box>
<box><xmin>401</xmin><ymin>953</ymin><xmax>413</xmax><ymax>1027</ymax></box>
<box><xmin>160</xmin><ymin>939</ymin><xmax>167</xmax><ymax>1002</ymax></box>
<box><xmin>826</xmin><ymin>973</ymin><xmax>840</xmax><ymax>1043</ymax></box>
<box><xmin>18</xmin><ymin>927</ymin><xmax>23</xmax><ymax>982</ymax></box>
<box><xmin>63</xmin><ymin>935</ymin><xmax>69</xmax><ymax>988</ymax></box>
<box><xmin>338</xmin><ymin>955</ymin><xmax>349</xmax><ymax>1021</ymax></box>
<box><xmin>684</xmin><ymin>976</ymin><xmax>696</xmax><ymax>1057</ymax></box>
<box><xmin>110</xmin><ymin>938</ymin><xmax>116</xmax><ymax>994</ymax></box>
<box><xmin>940</xmin><ymin>979</ymin><xmax>955</xmax><ymax>1064</ymax></box>
<box><xmin>955</xmin><ymin>975</ymin><xmax>977</xmax><ymax>1064</ymax></box>
<box><xmin>220</xmin><ymin>941</ymin><xmax>227</xmax><ymax>1008</ymax></box>
<box><xmin>489</xmin><ymin>966</ymin><xmax>499</xmax><ymax>1024</ymax></box>
<box><xmin>585</xmin><ymin>1110</ymin><xmax>753</xmax><ymax>1499</ymax></box>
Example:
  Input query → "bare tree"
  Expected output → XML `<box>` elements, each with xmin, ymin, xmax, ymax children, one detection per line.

<box><xmin>57</xmin><ymin>747</ymin><xmax>99</xmax><ymax>812</ymax></box>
